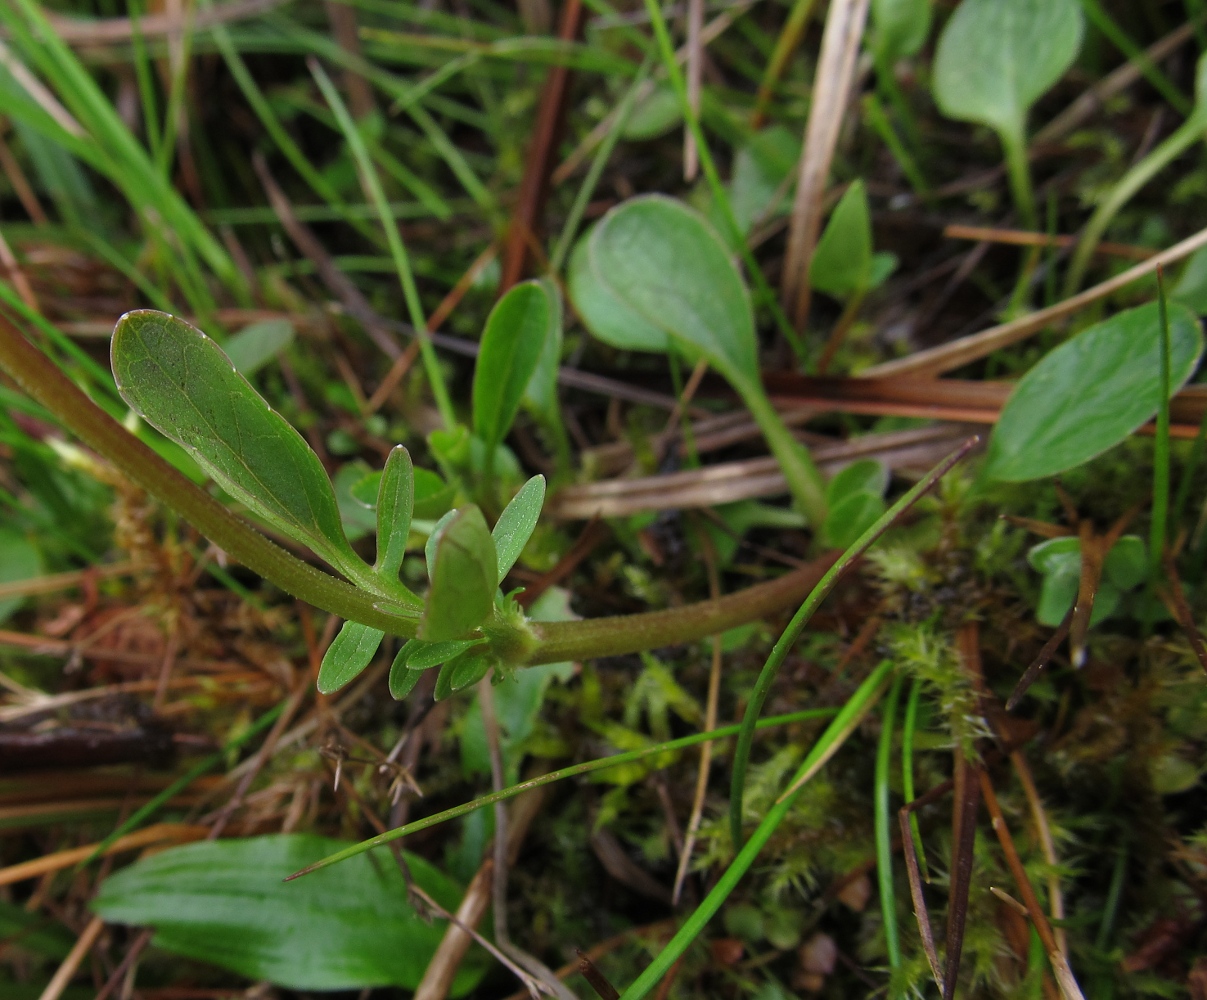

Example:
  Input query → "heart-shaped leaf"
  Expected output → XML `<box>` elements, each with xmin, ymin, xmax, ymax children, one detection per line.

<box><xmin>986</xmin><ymin>301</ymin><xmax>1204</xmax><ymax>481</ymax></box>
<box><xmin>809</xmin><ymin>181</ymin><xmax>874</xmax><ymax>300</ymax></box>
<box><xmin>318</xmin><ymin>620</ymin><xmax>386</xmax><ymax>694</ymax></box>
<box><xmin>588</xmin><ymin>195</ymin><xmax>758</xmax><ymax>386</ymax></box>
<box><xmin>421</xmin><ymin>506</ymin><xmax>497</xmax><ymax>642</ymax></box>
<box><xmin>92</xmin><ymin>834</ymin><xmax>485</xmax><ymax>994</ymax></box>
<box><xmin>374</xmin><ymin>446</ymin><xmax>413</xmax><ymax>581</ymax></box>
<box><xmin>933</xmin><ymin>0</ymin><xmax>1083</xmax><ymax>143</ymax></box>
<box><xmin>111</xmin><ymin>311</ymin><xmax>364</xmax><ymax>581</ymax></box>
<box><xmin>473</xmin><ymin>281</ymin><xmax>550</xmax><ymax>456</ymax></box>
<box><xmin>492</xmin><ymin>474</ymin><xmax>546</xmax><ymax>583</ymax></box>
<box><xmin>567</xmin><ymin>233</ymin><xmax>669</xmax><ymax>353</ymax></box>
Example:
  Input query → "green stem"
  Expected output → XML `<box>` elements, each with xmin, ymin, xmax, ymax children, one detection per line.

<box><xmin>310</xmin><ymin>60</ymin><xmax>457</xmax><ymax>432</ymax></box>
<box><xmin>863</xmin><ymin>93</ymin><xmax>929</xmax><ymax>201</ymax></box>
<box><xmin>287</xmin><ymin>708</ymin><xmax>841</xmax><ymax>879</ymax></box>
<box><xmin>1078</xmin><ymin>0</ymin><xmax>1193</xmax><ymax>116</ymax></box>
<box><xmin>1065</xmin><ymin>115</ymin><xmax>1207</xmax><ymax>296</ymax></box>
<box><xmin>728</xmin><ymin>438</ymin><xmax>976</xmax><ymax>848</ymax></box>
<box><xmin>1151</xmin><ymin>270</ymin><xmax>1173</xmax><ymax>582</ymax></box>
<box><xmin>740</xmin><ymin>383</ymin><xmax>828</xmax><ymax>527</ymax></box>
<box><xmin>901</xmin><ymin>675</ymin><xmax>929</xmax><ymax>882</ymax></box>
<box><xmin>623</xmin><ymin>661</ymin><xmax>894</xmax><ymax>1000</ymax></box>
<box><xmin>876</xmin><ymin>673</ymin><xmax>904</xmax><ymax>978</ymax></box>
<box><xmin>0</xmin><ymin>311</ymin><xmax>418</xmax><ymax>636</ymax></box>
<box><xmin>1001</xmin><ymin>124</ymin><xmax>1037</xmax><ymax>232</ymax></box>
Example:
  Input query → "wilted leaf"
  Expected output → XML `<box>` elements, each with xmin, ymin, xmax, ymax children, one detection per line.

<box><xmin>92</xmin><ymin>835</ymin><xmax>485</xmax><ymax>994</ymax></box>
<box><xmin>986</xmin><ymin>301</ymin><xmax>1204</xmax><ymax>481</ymax></box>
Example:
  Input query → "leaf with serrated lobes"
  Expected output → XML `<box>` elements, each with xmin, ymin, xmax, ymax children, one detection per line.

<box><xmin>112</xmin><ymin>310</ymin><xmax>363</xmax><ymax>579</ymax></box>
<box><xmin>421</xmin><ymin>506</ymin><xmax>497</xmax><ymax>643</ymax></box>
<box><xmin>318</xmin><ymin>621</ymin><xmax>385</xmax><ymax>694</ymax></box>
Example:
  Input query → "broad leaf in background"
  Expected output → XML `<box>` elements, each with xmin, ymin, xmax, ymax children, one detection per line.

<box><xmin>421</xmin><ymin>505</ymin><xmax>497</xmax><ymax>642</ymax></box>
<box><xmin>374</xmin><ymin>446</ymin><xmax>413</xmax><ymax>580</ymax></box>
<box><xmin>870</xmin><ymin>0</ymin><xmax>932</xmax><ymax>63</ymax></box>
<box><xmin>334</xmin><ymin>462</ymin><xmax>378</xmax><ymax>541</ymax></box>
<box><xmin>567</xmin><ymin>233</ymin><xmax>668</xmax><ymax>352</ymax></box>
<box><xmin>586</xmin><ymin>196</ymin><xmax>827</xmax><ymax>525</ymax></box>
<box><xmin>1173</xmin><ymin>246</ymin><xmax>1207</xmax><ymax>315</ymax></box>
<box><xmin>986</xmin><ymin>302</ymin><xmax>1204</xmax><ymax>481</ymax></box>
<box><xmin>354</xmin><ymin>466</ymin><xmax>455</xmax><ymax>521</ymax></box>
<box><xmin>222</xmin><ymin>318</ymin><xmax>295</xmax><ymax>376</ymax></box>
<box><xmin>491</xmin><ymin>474</ymin><xmax>546</xmax><ymax>583</ymax></box>
<box><xmin>809</xmin><ymin>181</ymin><xmax>896</xmax><ymax>300</ymax></box>
<box><xmin>933</xmin><ymin>0</ymin><xmax>1082</xmax><ymax>144</ymax></box>
<box><xmin>111</xmin><ymin>311</ymin><xmax>377</xmax><ymax>591</ymax></box>
<box><xmin>473</xmin><ymin>281</ymin><xmax>549</xmax><ymax>460</ymax></box>
<box><xmin>521</xmin><ymin>279</ymin><xmax>564</xmax><ymax>429</ymax></box>
<box><xmin>1028</xmin><ymin>535</ymin><xmax>1147</xmax><ymax>626</ymax></box>
<box><xmin>92</xmin><ymin>835</ymin><xmax>486</xmax><ymax>994</ymax></box>
<box><xmin>622</xmin><ymin>82</ymin><xmax>682</xmax><ymax>140</ymax></box>
<box><xmin>725</xmin><ymin>125</ymin><xmax>797</xmax><ymax>238</ymax></box>
<box><xmin>318</xmin><ymin>621</ymin><xmax>385</xmax><ymax>694</ymax></box>
<box><xmin>821</xmin><ymin>458</ymin><xmax>889</xmax><ymax>548</ymax></box>
<box><xmin>0</xmin><ymin>529</ymin><xmax>42</xmax><ymax>624</ymax></box>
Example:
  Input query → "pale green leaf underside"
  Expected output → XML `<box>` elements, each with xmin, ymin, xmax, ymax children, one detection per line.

<box><xmin>111</xmin><ymin>310</ymin><xmax>362</xmax><ymax>575</ymax></box>
<box><xmin>986</xmin><ymin>301</ymin><xmax>1204</xmax><ymax>481</ymax></box>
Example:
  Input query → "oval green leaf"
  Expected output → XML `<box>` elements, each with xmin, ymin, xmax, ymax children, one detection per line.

<box><xmin>492</xmin><ymin>474</ymin><xmax>546</xmax><ymax>583</ymax></box>
<box><xmin>111</xmin><ymin>310</ymin><xmax>361</xmax><ymax>576</ymax></box>
<box><xmin>374</xmin><ymin>446</ymin><xmax>413</xmax><ymax>580</ymax></box>
<box><xmin>421</xmin><ymin>505</ymin><xmax>497</xmax><ymax>642</ymax></box>
<box><xmin>91</xmin><ymin>834</ymin><xmax>485</xmax><ymax>993</ymax></box>
<box><xmin>809</xmin><ymin>180</ymin><xmax>874</xmax><ymax>300</ymax></box>
<box><xmin>317</xmin><ymin>620</ymin><xmax>386</xmax><ymax>694</ymax></box>
<box><xmin>567</xmin><ymin>231</ymin><xmax>668</xmax><ymax>353</ymax></box>
<box><xmin>933</xmin><ymin>0</ymin><xmax>1083</xmax><ymax>139</ymax></box>
<box><xmin>826</xmin><ymin>458</ymin><xmax>889</xmax><ymax>508</ymax></box>
<box><xmin>389</xmin><ymin>647</ymin><xmax>424</xmax><ymax>700</ymax></box>
<box><xmin>822</xmin><ymin>490</ymin><xmax>887</xmax><ymax>549</ymax></box>
<box><xmin>222</xmin><ymin>318</ymin><xmax>294</xmax><ymax>376</ymax></box>
<box><xmin>473</xmin><ymin>281</ymin><xmax>550</xmax><ymax>453</ymax></box>
<box><xmin>871</xmin><ymin>0</ymin><xmax>932</xmax><ymax>62</ymax></box>
<box><xmin>588</xmin><ymin>195</ymin><xmax>757</xmax><ymax>385</ymax></box>
<box><xmin>985</xmin><ymin>301</ymin><xmax>1204</xmax><ymax>481</ymax></box>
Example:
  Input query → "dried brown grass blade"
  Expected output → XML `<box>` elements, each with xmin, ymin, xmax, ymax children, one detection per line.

<box><xmin>1006</xmin><ymin>606</ymin><xmax>1074</xmax><ymax>712</ymax></box>
<box><xmin>944</xmin><ymin>752</ymin><xmax>981</xmax><ymax>1000</ymax></box>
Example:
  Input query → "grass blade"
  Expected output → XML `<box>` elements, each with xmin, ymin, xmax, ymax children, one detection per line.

<box><xmin>876</xmin><ymin>672</ymin><xmax>904</xmax><ymax>979</ymax></box>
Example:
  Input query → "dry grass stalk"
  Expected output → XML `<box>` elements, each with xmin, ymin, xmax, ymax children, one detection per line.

<box><xmin>37</xmin><ymin>914</ymin><xmax>105</xmax><ymax>1000</ymax></box>
<box><xmin>781</xmin><ymin>0</ymin><xmax>870</xmax><ymax>327</ymax></box>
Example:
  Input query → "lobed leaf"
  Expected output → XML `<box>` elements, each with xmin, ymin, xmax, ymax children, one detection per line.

<box><xmin>111</xmin><ymin>311</ymin><xmax>363</xmax><ymax>578</ymax></box>
<box><xmin>986</xmin><ymin>301</ymin><xmax>1204</xmax><ymax>481</ymax></box>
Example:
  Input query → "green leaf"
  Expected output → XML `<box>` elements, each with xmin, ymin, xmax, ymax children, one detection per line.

<box><xmin>111</xmin><ymin>311</ymin><xmax>363</xmax><ymax>579</ymax></box>
<box><xmin>492</xmin><ymin>474</ymin><xmax>546</xmax><ymax>583</ymax></box>
<box><xmin>91</xmin><ymin>834</ymin><xmax>486</xmax><ymax>994</ymax></box>
<box><xmin>933</xmin><ymin>0</ymin><xmax>1083</xmax><ymax>141</ymax></box>
<box><xmin>1173</xmin><ymin>246</ymin><xmax>1207</xmax><ymax>314</ymax></box>
<box><xmin>622</xmin><ymin>82</ymin><xmax>682</xmax><ymax>140</ymax></box>
<box><xmin>334</xmin><ymin>462</ymin><xmax>378</xmax><ymax>542</ymax></box>
<box><xmin>1027</xmin><ymin>536</ymin><xmax>1080</xmax><ymax>574</ymax></box>
<box><xmin>421</xmin><ymin>506</ymin><xmax>497</xmax><ymax>642</ymax></box>
<box><xmin>375</xmin><ymin>446</ymin><xmax>413</xmax><ymax>580</ymax></box>
<box><xmin>871</xmin><ymin>0</ymin><xmax>932</xmax><ymax>62</ymax></box>
<box><xmin>985</xmin><ymin>301</ymin><xmax>1204</xmax><ymax>481</ymax></box>
<box><xmin>567</xmin><ymin>232</ymin><xmax>669</xmax><ymax>353</ymax></box>
<box><xmin>317</xmin><ymin>621</ymin><xmax>386</xmax><ymax>694</ymax></box>
<box><xmin>0</xmin><ymin>899</ymin><xmax>74</xmax><ymax>959</ymax></box>
<box><xmin>1028</xmin><ymin>538</ymin><xmax>1124</xmax><ymax>626</ymax></box>
<box><xmin>822</xmin><ymin>491</ymin><xmax>887</xmax><ymax>549</ymax></box>
<box><xmin>448</xmin><ymin>648</ymin><xmax>493</xmax><ymax>692</ymax></box>
<box><xmin>725</xmin><ymin>125</ymin><xmax>798</xmax><ymax>238</ymax></box>
<box><xmin>472</xmin><ymin>281</ymin><xmax>550</xmax><ymax>455</ymax></box>
<box><xmin>389</xmin><ymin>647</ymin><xmax>424</xmax><ymax>699</ymax></box>
<box><xmin>1104</xmin><ymin>535</ymin><xmax>1147</xmax><ymax>591</ymax></box>
<box><xmin>588</xmin><ymin>196</ymin><xmax>757</xmax><ymax>386</ymax></box>
<box><xmin>826</xmin><ymin>458</ymin><xmax>889</xmax><ymax>508</ymax></box>
<box><xmin>402</xmin><ymin>637</ymin><xmax>487</xmax><ymax>671</ymax></box>
<box><xmin>222</xmin><ymin>319</ymin><xmax>294</xmax><ymax>376</ymax></box>
<box><xmin>521</xmin><ymin>279</ymin><xmax>563</xmax><ymax>424</ymax></box>
<box><xmin>355</xmin><ymin>466</ymin><xmax>454</xmax><ymax>521</ymax></box>
<box><xmin>0</xmin><ymin>529</ymin><xmax>42</xmax><ymax>624</ymax></box>
<box><xmin>809</xmin><ymin>180</ymin><xmax>874</xmax><ymax>300</ymax></box>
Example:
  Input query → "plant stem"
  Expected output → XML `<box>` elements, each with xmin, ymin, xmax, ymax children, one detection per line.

<box><xmin>1151</xmin><ymin>269</ymin><xmax>1173</xmax><ymax>583</ymax></box>
<box><xmin>287</xmin><ymin>708</ymin><xmax>842</xmax><ymax>878</ymax></box>
<box><xmin>901</xmin><ymin>674</ymin><xmax>929</xmax><ymax>882</ymax></box>
<box><xmin>1065</xmin><ymin>115</ymin><xmax>1207</xmax><ymax>296</ymax></box>
<box><xmin>876</xmin><ymin>672</ymin><xmax>904</xmax><ymax>979</ymax></box>
<box><xmin>310</xmin><ymin>59</ymin><xmax>457</xmax><ymax>431</ymax></box>
<box><xmin>740</xmin><ymin>383</ymin><xmax>828</xmax><ymax>527</ymax></box>
<box><xmin>863</xmin><ymin>93</ymin><xmax>928</xmax><ymax>201</ymax></box>
<box><xmin>0</xmin><ymin>311</ymin><xmax>419</xmax><ymax>637</ymax></box>
<box><xmin>1001</xmin><ymin>125</ymin><xmax>1037</xmax><ymax>232</ymax></box>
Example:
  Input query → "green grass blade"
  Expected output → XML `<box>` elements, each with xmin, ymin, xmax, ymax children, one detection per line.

<box><xmin>876</xmin><ymin>672</ymin><xmax>904</xmax><ymax>978</ymax></box>
<box><xmin>309</xmin><ymin>58</ymin><xmax>457</xmax><ymax>430</ymax></box>
<box><xmin>901</xmin><ymin>674</ymin><xmax>929</xmax><ymax>882</ymax></box>
<box><xmin>729</xmin><ymin>437</ymin><xmax>977</xmax><ymax>848</ymax></box>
